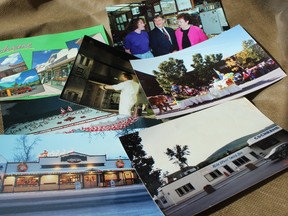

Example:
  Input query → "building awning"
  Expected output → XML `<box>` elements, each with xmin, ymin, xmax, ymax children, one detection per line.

<box><xmin>4</xmin><ymin>168</ymin><xmax>135</xmax><ymax>176</ymax></box>
<box><xmin>247</xmin><ymin>125</ymin><xmax>282</xmax><ymax>146</ymax></box>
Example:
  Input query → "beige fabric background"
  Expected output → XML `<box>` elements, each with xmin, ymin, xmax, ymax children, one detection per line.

<box><xmin>0</xmin><ymin>0</ymin><xmax>287</xmax><ymax>215</ymax></box>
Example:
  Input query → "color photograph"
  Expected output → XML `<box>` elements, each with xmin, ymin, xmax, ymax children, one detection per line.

<box><xmin>130</xmin><ymin>25</ymin><xmax>286</xmax><ymax>119</ymax></box>
<box><xmin>0</xmin><ymin>133</ymin><xmax>163</xmax><ymax>216</ymax></box>
<box><xmin>119</xmin><ymin>98</ymin><xmax>288</xmax><ymax>215</ymax></box>
<box><xmin>60</xmin><ymin>36</ymin><xmax>153</xmax><ymax>118</ymax></box>
<box><xmin>0</xmin><ymin>69</ymin><xmax>44</xmax><ymax>100</ymax></box>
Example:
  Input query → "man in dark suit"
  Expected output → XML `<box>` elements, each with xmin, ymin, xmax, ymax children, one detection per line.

<box><xmin>149</xmin><ymin>15</ymin><xmax>178</xmax><ymax>57</ymax></box>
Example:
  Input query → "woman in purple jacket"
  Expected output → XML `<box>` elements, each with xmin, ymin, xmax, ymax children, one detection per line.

<box><xmin>124</xmin><ymin>18</ymin><xmax>154</xmax><ymax>59</ymax></box>
<box><xmin>175</xmin><ymin>13</ymin><xmax>208</xmax><ymax>50</ymax></box>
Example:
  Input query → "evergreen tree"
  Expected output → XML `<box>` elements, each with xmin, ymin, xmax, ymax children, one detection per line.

<box><xmin>119</xmin><ymin>132</ymin><xmax>162</xmax><ymax>196</ymax></box>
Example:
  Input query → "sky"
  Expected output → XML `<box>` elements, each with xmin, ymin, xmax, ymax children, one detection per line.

<box><xmin>0</xmin><ymin>131</ymin><xmax>128</xmax><ymax>162</ymax></box>
<box><xmin>130</xmin><ymin>25</ymin><xmax>256</xmax><ymax>75</ymax></box>
<box><xmin>0</xmin><ymin>53</ymin><xmax>24</xmax><ymax>67</ymax></box>
<box><xmin>32</xmin><ymin>49</ymin><xmax>60</xmax><ymax>68</ymax></box>
<box><xmin>0</xmin><ymin>69</ymin><xmax>40</xmax><ymax>87</ymax></box>
<box><xmin>137</xmin><ymin>98</ymin><xmax>274</xmax><ymax>174</ymax></box>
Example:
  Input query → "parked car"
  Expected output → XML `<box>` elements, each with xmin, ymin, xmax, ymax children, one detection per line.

<box><xmin>264</xmin><ymin>142</ymin><xmax>288</xmax><ymax>160</ymax></box>
<box><xmin>17</xmin><ymin>86</ymin><xmax>33</xmax><ymax>94</ymax></box>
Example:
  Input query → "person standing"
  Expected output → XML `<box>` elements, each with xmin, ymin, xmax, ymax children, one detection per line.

<box><xmin>124</xmin><ymin>18</ymin><xmax>154</xmax><ymax>59</ymax></box>
<box><xmin>100</xmin><ymin>73</ymin><xmax>139</xmax><ymax>116</ymax></box>
<box><xmin>149</xmin><ymin>15</ymin><xmax>178</xmax><ymax>57</ymax></box>
<box><xmin>175</xmin><ymin>13</ymin><xmax>208</xmax><ymax>50</ymax></box>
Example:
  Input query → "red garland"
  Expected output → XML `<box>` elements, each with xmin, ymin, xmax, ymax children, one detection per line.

<box><xmin>64</xmin><ymin>116</ymin><xmax>138</xmax><ymax>133</ymax></box>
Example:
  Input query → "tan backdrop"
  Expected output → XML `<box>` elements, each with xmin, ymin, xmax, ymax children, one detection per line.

<box><xmin>0</xmin><ymin>0</ymin><xmax>287</xmax><ymax>215</ymax></box>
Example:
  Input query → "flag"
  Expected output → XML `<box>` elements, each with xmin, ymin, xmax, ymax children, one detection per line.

<box><xmin>60</xmin><ymin>107</ymin><xmax>66</xmax><ymax>114</ymax></box>
<box><xmin>213</xmin><ymin>68</ymin><xmax>224</xmax><ymax>80</ymax></box>
<box><xmin>67</xmin><ymin>106</ymin><xmax>73</xmax><ymax>112</ymax></box>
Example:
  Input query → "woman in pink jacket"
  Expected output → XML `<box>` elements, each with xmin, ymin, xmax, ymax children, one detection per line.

<box><xmin>175</xmin><ymin>13</ymin><xmax>208</xmax><ymax>50</ymax></box>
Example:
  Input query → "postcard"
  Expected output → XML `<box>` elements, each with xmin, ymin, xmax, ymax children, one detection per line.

<box><xmin>1</xmin><ymin>95</ymin><xmax>162</xmax><ymax>135</ymax></box>
<box><xmin>119</xmin><ymin>98</ymin><xmax>288</xmax><ymax>215</ymax></box>
<box><xmin>129</xmin><ymin>25</ymin><xmax>286</xmax><ymax>119</ymax></box>
<box><xmin>60</xmin><ymin>35</ymin><xmax>154</xmax><ymax>118</ymax></box>
<box><xmin>0</xmin><ymin>133</ymin><xmax>163</xmax><ymax>215</ymax></box>
<box><xmin>0</xmin><ymin>25</ymin><xmax>108</xmax><ymax>101</ymax></box>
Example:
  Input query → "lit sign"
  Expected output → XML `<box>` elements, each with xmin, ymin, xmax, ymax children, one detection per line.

<box><xmin>61</xmin><ymin>153</ymin><xmax>87</xmax><ymax>163</ymax></box>
<box><xmin>247</xmin><ymin>125</ymin><xmax>282</xmax><ymax>145</ymax></box>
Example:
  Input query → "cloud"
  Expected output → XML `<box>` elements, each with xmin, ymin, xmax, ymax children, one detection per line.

<box><xmin>23</xmin><ymin>75</ymin><xmax>37</xmax><ymax>83</ymax></box>
<box><xmin>0</xmin><ymin>53</ymin><xmax>21</xmax><ymax>66</ymax></box>
<box><xmin>0</xmin><ymin>73</ymin><xmax>21</xmax><ymax>83</ymax></box>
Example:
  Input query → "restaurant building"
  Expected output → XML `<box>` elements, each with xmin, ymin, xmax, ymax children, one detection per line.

<box><xmin>1</xmin><ymin>151</ymin><xmax>138</xmax><ymax>193</ymax></box>
<box><xmin>156</xmin><ymin>125</ymin><xmax>288</xmax><ymax>209</ymax></box>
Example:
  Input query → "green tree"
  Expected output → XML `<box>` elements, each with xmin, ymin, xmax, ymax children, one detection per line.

<box><xmin>153</xmin><ymin>57</ymin><xmax>187</xmax><ymax>93</ymax></box>
<box><xmin>119</xmin><ymin>132</ymin><xmax>162</xmax><ymax>196</ymax></box>
<box><xmin>233</xmin><ymin>39</ymin><xmax>269</xmax><ymax>68</ymax></box>
<box><xmin>165</xmin><ymin>144</ymin><xmax>190</xmax><ymax>170</ymax></box>
<box><xmin>190</xmin><ymin>53</ymin><xmax>223</xmax><ymax>87</ymax></box>
<box><xmin>13</xmin><ymin>135</ymin><xmax>41</xmax><ymax>162</ymax></box>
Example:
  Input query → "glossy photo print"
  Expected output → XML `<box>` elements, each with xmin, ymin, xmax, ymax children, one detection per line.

<box><xmin>1</xmin><ymin>95</ymin><xmax>162</xmax><ymax>135</ymax></box>
<box><xmin>129</xmin><ymin>25</ymin><xmax>286</xmax><ymax>119</ymax></box>
<box><xmin>60</xmin><ymin>36</ymin><xmax>153</xmax><ymax>118</ymax></box>
<box><xmin>119</xmin><ymin>98</ymin><xmax>288</xmax><ymax>215</ymax></box>
<box><xmin>0</xmin><ymin>133</ymin><xmax>163</xmax><ymax>216</ymax></box>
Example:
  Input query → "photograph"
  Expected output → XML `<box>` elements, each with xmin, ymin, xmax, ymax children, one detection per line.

<box><xmin>119</xmin><ymin>98</ymin><xmax>288</xmax><ymax>215</ymax></box>
<box><xmin>60</xmin><ymin>35</ymin><xmax>153</xmax><ymax>118</ymax></box>
<box><xmin>0</xmin><ymin>69</ymin><xmax>44</xmax><ymax>100</ymax></box>
<box><xmin>1</xmin><ymin>95</ymin><xmax>162</xmax><ymax>135</ymax></box>
<box><xmin>106</xmin><ymin>0</ymin><xmax>229</xmax><ymax>54</ymax></box>
<box><xmin>0</xmin><ymin>133</ymin><xmax>163</xmax><ymax>215</ymax></box>
<box><xmin>129</xmin><ymin>25</ymin><xmax>287</xmax><ymax>119</ymax></box>
<box><xmin>0</xmin><ymin>53</ymin><xmax>28</xmax><ymax>78</ymax></box>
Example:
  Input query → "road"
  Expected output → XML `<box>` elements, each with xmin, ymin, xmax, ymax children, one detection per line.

<box><xmin>164</xmin><ymin>158</ymin><xmax>288</xmax><ymax>216</ymax></box>
<box><xmin>0</xmin><ymin>184</ymin><xmax>163</xmax><ymax>216</ymax></box>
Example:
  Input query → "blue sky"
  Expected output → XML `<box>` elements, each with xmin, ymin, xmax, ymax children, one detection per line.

<box><xmin>0</xmin><ymin>53</ymin><xmax>24</xmax><ymax>67</ymax></box>
<box><xmin>0</xmin><ymin>69</ymin><xmax>40</xmax><ymax>88</ymax></box>
<box><xmin>0</xmin><ymin>132</ymin><xmax>128</xmax><ymax>162</ymax></box>
<box><xmin>130</xmin><ymin>25</ymin><xmax>257</xmax><ymax>75</ymax></box>
<box><xmin>32</xmin><ymin>49</ymin><xmax>60</xmax><ymax>68</ymax></box>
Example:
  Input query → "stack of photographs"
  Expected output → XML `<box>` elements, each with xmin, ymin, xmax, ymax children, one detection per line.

<box><xmin>0</xmin><ymin>1</ymin><xmax>287</xmax><ymax>216</ymax></box>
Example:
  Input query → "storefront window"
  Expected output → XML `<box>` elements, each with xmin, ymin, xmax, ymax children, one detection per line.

<box><xmin>16</xmin><ymin>176</ymin><xmax>39</xmax><ymax>186</ymax></box>
<box><xmin>104</xmin><ymin>172</ymin><xmax>118</xmax><ymax>181</ymax></box>
<box><xmin>60</xmin><ymin>174</ymin><xmax>81</xmax><ymax>184</ymax></box>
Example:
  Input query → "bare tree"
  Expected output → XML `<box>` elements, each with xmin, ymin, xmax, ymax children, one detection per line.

<box><xmin>13</xmin><ymin>135</ymin><xmax>41</xmax><ymax>162</ymax></box>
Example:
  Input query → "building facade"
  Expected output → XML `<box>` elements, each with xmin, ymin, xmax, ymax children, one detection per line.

<box><xmin>1</xmin><ymin>151</ymin><xmax>138</xmax><ymax>193</ymax></box>
<box><xmin>156</xmin><ymin>125</ymin><xmax>288</xmax><ymax>209</ymax></box>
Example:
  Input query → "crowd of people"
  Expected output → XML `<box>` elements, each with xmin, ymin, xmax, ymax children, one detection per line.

<box><xmin>123</xmin><ymin>13</ymin><xmax>208</xmax><ymax>58</ymax></box>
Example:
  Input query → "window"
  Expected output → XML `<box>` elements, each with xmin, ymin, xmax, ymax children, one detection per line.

<box><xmin>16</xmin><ymin>176</ymin><xmax>39</xmax><ymax>186</ymax></box>
<box><xmin>60</xmin><ymin>174</ymin><xmax>81</xmax><ymax>184</ymax></box>
<box><xmin>175</xmin><ymin>183</ymin><xmax>195</xmax><ymax>197</ymax></box>
<box><xmin>232</xmin><ymin>156</ymin><xmax>250</xmax><ymax>167</ymax></box>
<box><xmin>204</xmin><ymin>169</ymin><xmax>223</xmax><ymax>182</ymax></box>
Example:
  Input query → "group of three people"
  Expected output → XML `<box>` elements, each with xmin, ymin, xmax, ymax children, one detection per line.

<box><xmin>124</xmin><ymin>13</ymin><xmax>208</xmax><ymax>58</ymax></box>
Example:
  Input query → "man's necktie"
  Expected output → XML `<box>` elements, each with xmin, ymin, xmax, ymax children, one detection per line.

<box><xmin>162</xmin><ymin>28</ymin><xmax>170</xmax><ymax>42</ymax></box>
